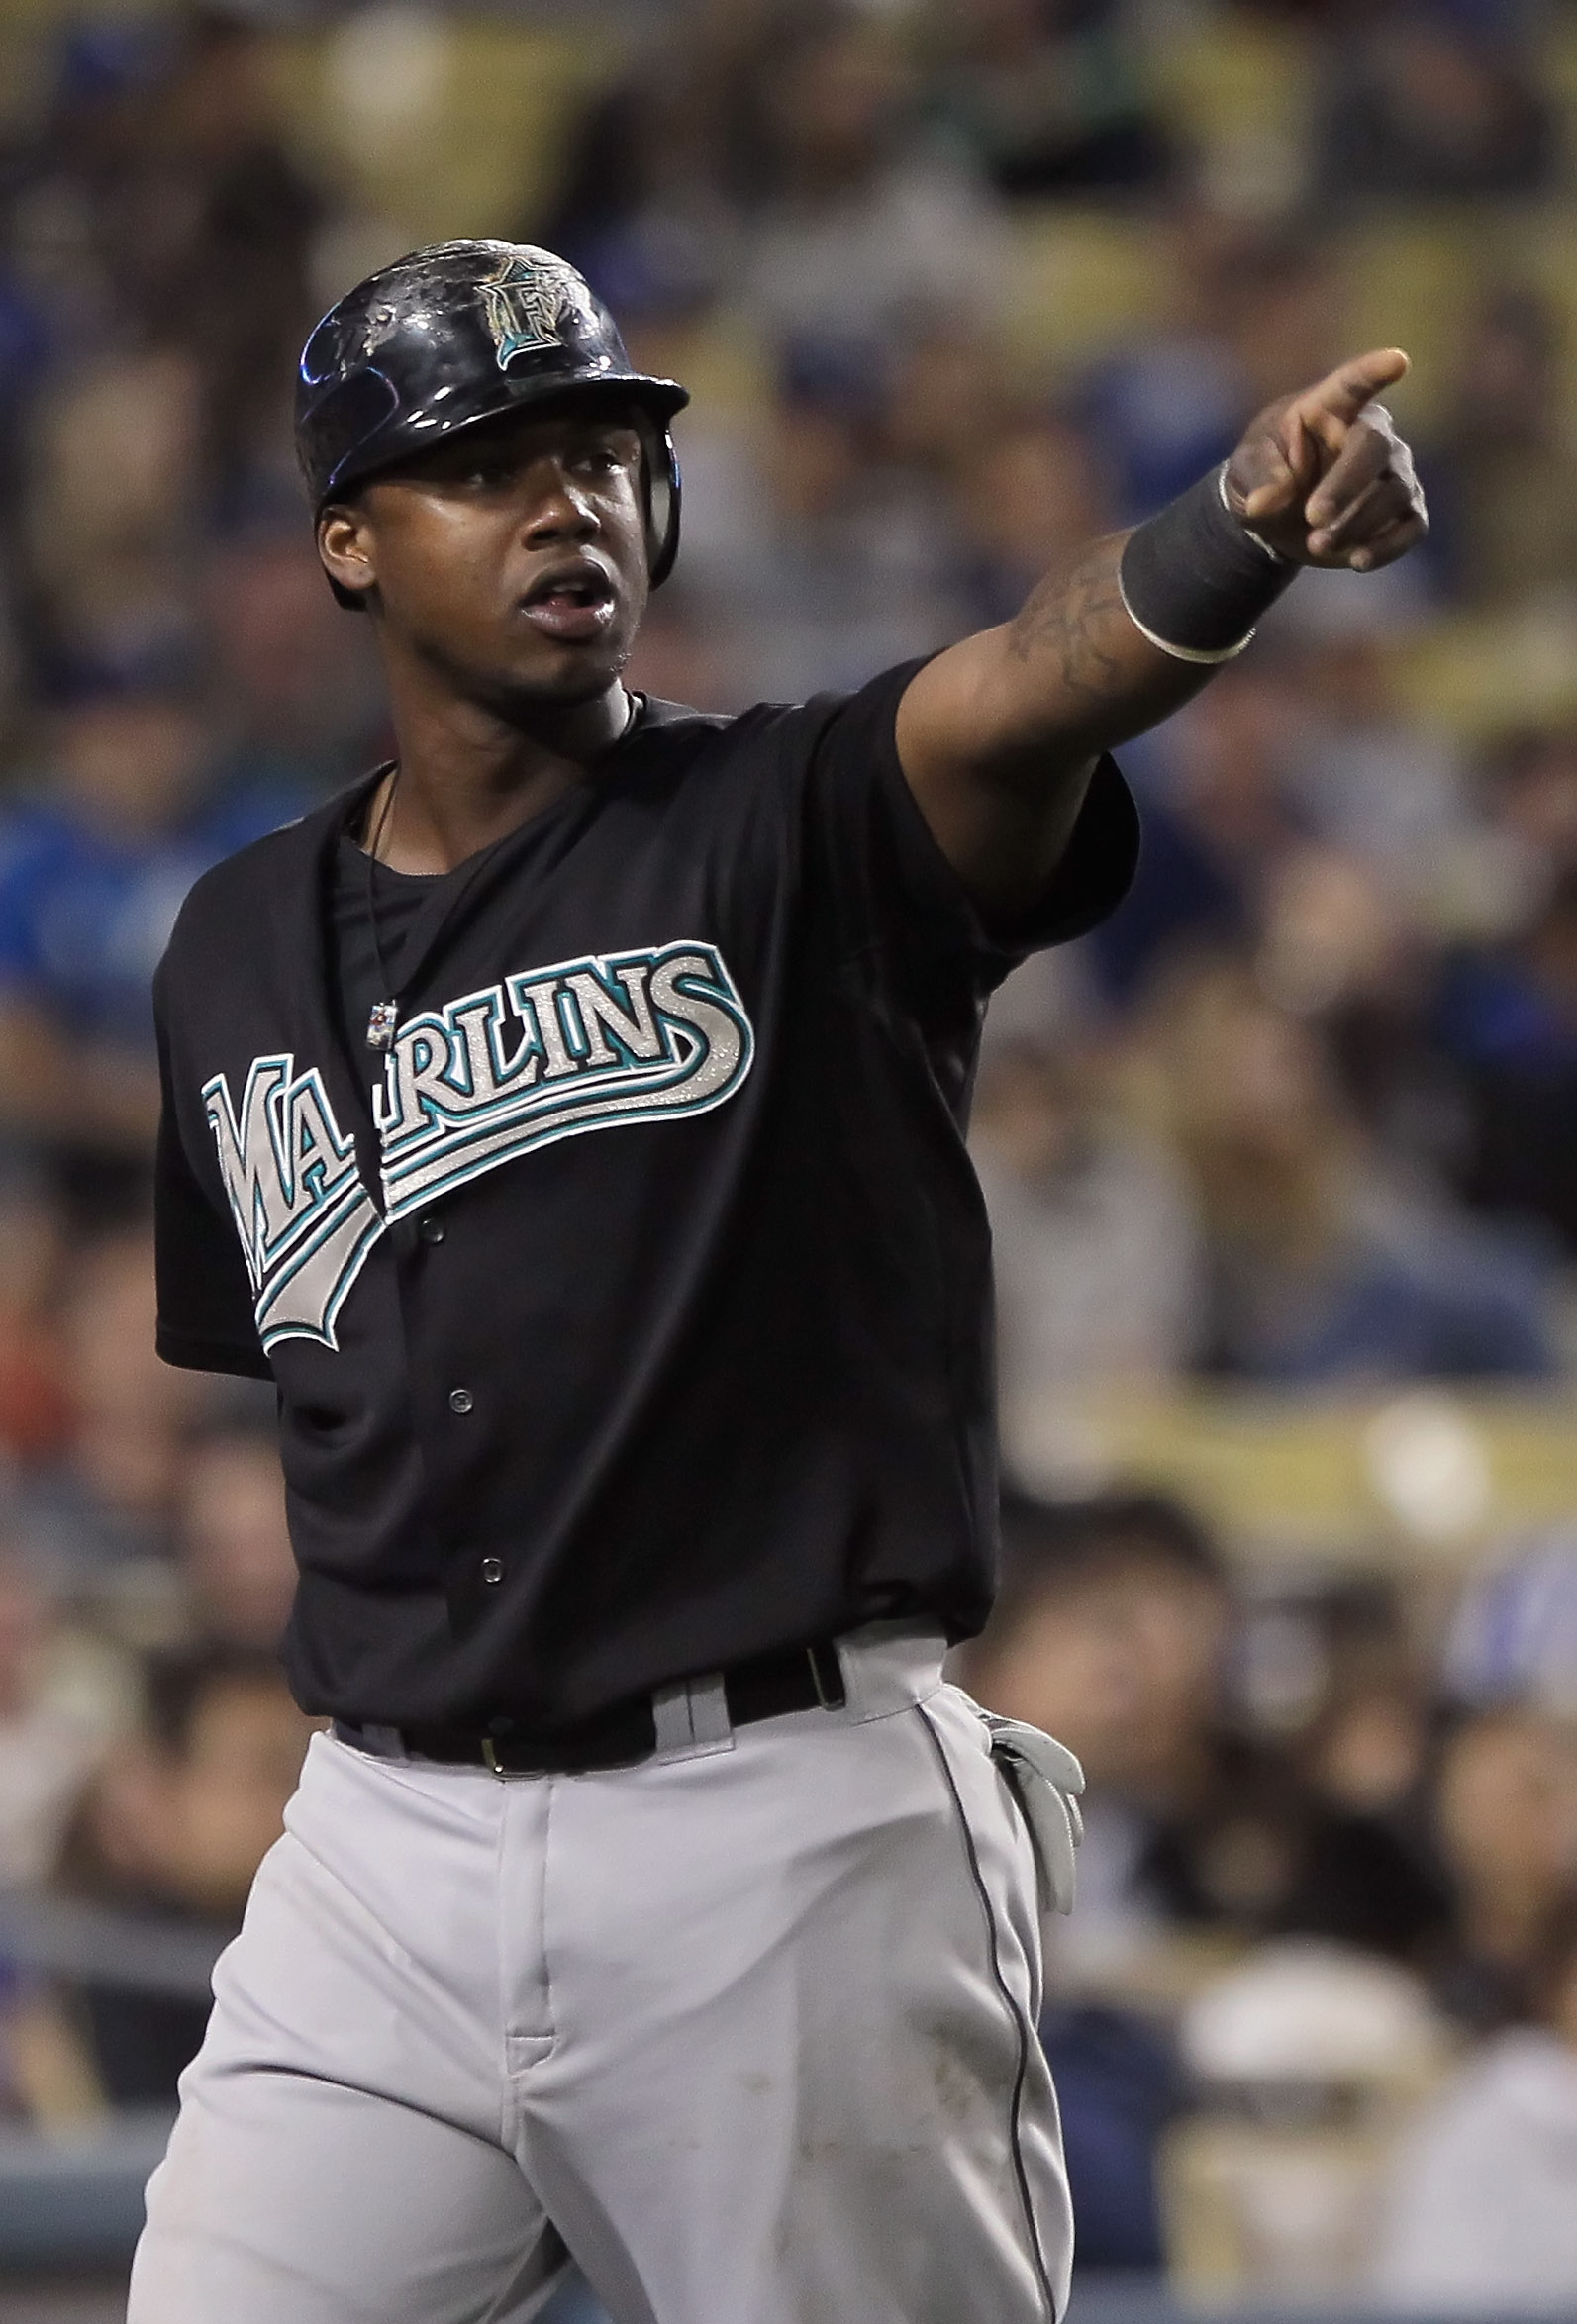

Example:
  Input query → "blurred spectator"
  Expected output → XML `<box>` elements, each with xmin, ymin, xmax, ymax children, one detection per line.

<box><xmin>1040</xmin><ymin>1999</ymin><xmax>1180</xmax><ymax>2271</ymax></box>
<box><xmin>0</xmin><ymin>1957</ymin><xmax>103</xmax><ymax>2127</ymax></box>
<box><xmin>1210</xmin><ymin>225</ymin><xmax>1348</xmax><ymax>437</ymax></box>
<box><xmin>1306</xmin><ymin>1676</ymin><xmax>1433</xmax><ymax>1820</ymax></box>
<box><xmin>1085</xmin><ymin>663</ymin><xmax>1308</xmax><ymax>1005</ymax></box>
<box><xmin>175</xmin><ymin>1418</ymin><xmax>295</xmax><ymax>1654</ymax></box>
<box><xmin>1081</xmin><ymin>793</ymin><xmax>1245</xmax><ymax>1009</ymax></box>
<box><xmin>535</xmin><ymin>2</ymin><xmax>751</xmax><ymax>317</ymax></box>
<box><xmin>948</xmin><ymin>406</ymin><xmax>1111</xmax><ymax>629</ymax></box>
<box><xmin>1254</xmin><ymin>1576</ymin><xmax>1437</xmax><ymax>1828</ymax></box>
<box><xmin>25</xmin><ymin>348</ymin><xmax>204</xmax><ymax>682</ymax></box>
<box><xmin>684</xmin><ymin>336</ymin><xmax>962</xmax><ymax>700</ymax></box>
<box><xmin>966</xmin><ymin>1493</ymin><xmax>1448</xmax><ymax>1969</ymax></box>
<box><xmin>1180</xmin><ymin>1934</ymin><xmax>1444</xmax><ymax>2101</ymax></box>
<box><xmin>922</xmin><ymin>0</ymin><xmax>1175</xmax><ymax>200</ymax></box>
<box><xmin>1475</xmin><ymin>725</ymin><xmax>1577</xmax><ymax>888</ymax></box>
<box><xmin>1171</xmin><ymin>1940</ymin><xmax>1447</xmax><ymax>2304</ymax></box>
<box><xmin>1077</xmin><ymin>224</ymin><xmax>1340</xmax><ymax>524</ymax></box>
<box><xmin>1241</xmin><ymin>826</ymin><xmax>1482</xmax><ymax>1190</ymax></box>
<box><xmin>1443</xmin><ymin>1526</ymin><xmax>1577</xmax><ymax>1717</ymax></box>
<box><xmin>1143</xmin><ymin>955</ymin><xmax>1557</xmax><ymax>1380</ymax></box>
<box><xmin>94</xmin><ymin>13</ymin><xmax>323</xmax><ymax>495</ymax></box>
<box><xmin>740</xmin><ymin>10</ymin><xmax>1005</xmax><ymax>353</ymax></box>
<box><xmin>970</xmin><ymin>1035</ymin><xmax>1200</xmax><ymax>1437</ymax></box>
<box><xmin>1301</xmin><ymin>1660</ymin><xmax>1433</xmax><ymax>1833</ymax></box>
<box><xmin>5</xmin><ymin>16</ymin><xmax>171</xmax><ymax>371</ymax></box>
<box><xmin>1281</xmin><ymin>637</ymin><xmax>1469</xmax><ymax>887</ymax></box>
<box><xmin>1427</xmin><ymin>1705</ymin><xmax>1577</xmax><ymax>2035</ymax></box>
<box><xmin>201</xmin><ymin>528</ymin><xmax>384</xmax><ymax>799</ymax></box>
<box><xmin>57</xmin><ymin>1643</ymin><xmax>311</xmax><ymax>2104</ymax></box>
<box><xmin>1438</xmin><ymin>866</ymin><xmax>1577</xmax><ymax>1255</ymax></box>
<box><xmin>0</xmin><ymin>1184</ymin><xmax>72</xmax><ymax>1467</ymax></box>
<box><xmin>1313</xmin><ymin>4</ymin><xmax>1557</xmax><ymax>203</ymax></box>
<box><xmin>878</xmin><ymin>325</ymin><xmax>1009</xmax><ymax>491</ymax></box>
<box><xmin>1374</xmin><ymin>1895</ymin><xmax>1577</xmax><ymax>2312</ymax></box>
<box><xmin>23</xmin><ymin>1229</ymin><xmax>207</xmax><ymax>1578</ymax></box>
<box><xmin>1256</xmin><ymin>842</ymin><xmax>1419</xmax><ymax>1030</ymax></box>
<box><xmin>10</xmin><ymin>11</ymin><xmax>324</xmax><ymax>543</ymax></box>
<box><xmin>0</xmin><ymin>1554</ymin><xmax>108</xmax><ymax>1889</ymax></box>
<box><xmin>0</xmin><ymin>262</ymin><xmax>51</xmax><ymax>518</ymax></box>
<box><xmin>1421</xmin><ymin>284</ymin><xmax>1577</xmax><ymax>611</ymax></box>
<box><xmin>1152</xmin><ymin>668</ymin><xmax>1308</xmax><ymax>883</ymax></box>
<box><xmin>0</xmin><ymin>676</ymin><xmax>303</xmax><ymax>1215</ymax></box>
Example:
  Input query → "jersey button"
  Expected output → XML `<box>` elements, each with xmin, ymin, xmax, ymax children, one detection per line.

<box><xmin>418</xmin><ymin>1215</ymin><xmax>444</xmax><ymax>1244</ymax></box>
<box><xmin>480</xmin><ymin>1555</ymin><xmax>505</xmax><ymax>1586</ymax></box>
<box><xmin>447</xmin><ymin>1387</ymin><xmax>474</xmax><ymax>1415</ymax></box>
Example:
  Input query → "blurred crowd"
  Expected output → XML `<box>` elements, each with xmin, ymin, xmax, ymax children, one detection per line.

<box><xmin>0</xmin><ymin>0</ymin><xmax>1572</xmax><ymax>2308</ymax></box>
<box><xmin>968</xmin><ymin>1489</ymin><xmax>1577</xmax><ymax>2307</ymax></box>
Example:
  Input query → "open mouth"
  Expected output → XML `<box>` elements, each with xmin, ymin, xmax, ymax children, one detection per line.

<box><xmin>520</xmin><ymin>562</ymin><xmax>618</xmax><ymax>642</ymax></box>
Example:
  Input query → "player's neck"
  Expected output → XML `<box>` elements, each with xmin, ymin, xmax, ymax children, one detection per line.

<box><xmin>374</xmin><ymin>678</ymin><xmax>632</xmax><ymax>875</ymax></box>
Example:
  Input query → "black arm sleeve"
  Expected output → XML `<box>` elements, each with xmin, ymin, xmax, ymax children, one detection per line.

<box><xmin>152</xmin><ymin>965</ymin><xmax>270</xmax><ymax>1379</ymax></box>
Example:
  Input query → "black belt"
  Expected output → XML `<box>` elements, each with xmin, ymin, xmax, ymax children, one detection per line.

<box><xmin>333</xmin><ymin>1639</ymin><xmax>847</xmax><ymax>1776</ymax></box>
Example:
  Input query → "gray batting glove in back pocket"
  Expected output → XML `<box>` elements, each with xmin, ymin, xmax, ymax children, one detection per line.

<box><xmin>979</xmin><ymin>1713</ymin><xmax>1085</xmax><ymax>1916</ymax></box>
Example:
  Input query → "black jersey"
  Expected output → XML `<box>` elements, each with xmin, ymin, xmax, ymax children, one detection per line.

<box><xmin>153</xmin><ymin>661</ymin><xmax>1138</xmax><ymax>1729</ymax></box>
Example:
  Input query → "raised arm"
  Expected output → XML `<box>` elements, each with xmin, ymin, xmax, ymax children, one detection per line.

<box><xmin>895</xmin><ymin>348</ymin><xmax>1428</xmax><ymax>920</ymax></box>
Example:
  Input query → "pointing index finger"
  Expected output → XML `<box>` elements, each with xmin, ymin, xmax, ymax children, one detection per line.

<box><xmin>1298</xmin><ymin>347</ymin><xmax>1410</xmax><ymax>431</ymax></box>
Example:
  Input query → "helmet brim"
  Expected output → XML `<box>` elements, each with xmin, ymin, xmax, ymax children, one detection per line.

<box><xmin>317</xmin><ymin>374</ymin><xmax>688</xmax><ymax>608</ymax></box>
<box><xmin>317</xmin><ymin>371</ymin><xmax>689</xmax><ymax>510</ymax></box>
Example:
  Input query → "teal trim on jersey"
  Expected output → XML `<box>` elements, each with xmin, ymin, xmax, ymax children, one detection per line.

<box><xmin>375</xmin><ymin>941</ymin><xmax>754</xmax><ymax>1221</ymax></box>
<box><xmin>203</xmin><ymin>1051</ymin><xmax>363</xmax><ymax>1284</ymax></box>
<box><xmin>256</xmin><ymin>1197</ymin><xmax>387</xmax><ymax>1355</ymax></box>
<box><xmin>202</xmin><ymin>941</ymin><xmax>754</xmax><ymax>1356</ymax></box>
<box><xmin>202</xmin><ymin>1051</ymin><xmax>386</xmax><ymax>1355</ymax></box>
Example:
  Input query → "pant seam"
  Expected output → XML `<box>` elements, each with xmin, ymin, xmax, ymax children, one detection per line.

<box><xmin>494</xmin><ymin>1772</ymin><xmax>514</xmax><ymax>2146</ymax></box>
<box><xmin>539</xmin><ymin>1773</ymin><xmax>557</xmax><ymax>2053</ymax></box>
<box><xmin>914</xmin><ymin>1697</ymin><xmax>1059</xmax><ymax>2323</ymax></box>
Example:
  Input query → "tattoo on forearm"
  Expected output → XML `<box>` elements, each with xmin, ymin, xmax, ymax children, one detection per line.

<box><xmin>1006</xmin><ymin>537</ymin><xmax>1131</xmax><ymax>701</ymax></box>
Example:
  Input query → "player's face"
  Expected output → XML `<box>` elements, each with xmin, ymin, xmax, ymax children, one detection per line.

<box><xmin>321</xmin><ymin>407</ymin><xmax>650</xmax><ymax>708</ymax></box>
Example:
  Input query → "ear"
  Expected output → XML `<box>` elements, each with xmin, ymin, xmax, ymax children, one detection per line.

<box><xmin>317</xmin><ymin>503</ymin><xmax>377</xmax><ymax>610</ymax></box>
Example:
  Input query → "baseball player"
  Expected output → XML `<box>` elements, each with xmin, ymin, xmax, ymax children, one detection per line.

<box><xmin>132</xmin><ymin>240</ymin><xmax>1426</xmax><ymax>2324</ymax></box>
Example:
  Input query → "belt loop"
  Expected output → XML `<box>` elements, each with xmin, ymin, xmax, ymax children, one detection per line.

<box><xmin>687</xmin><ymin>1671</ymin><xmax>734</xmax><ymax>1750</ymax></box>
<box><xmin>651</xmin><ymin>1681</ymin><xmax>694</xmax><ymax>1755</ymax></box>
<box><xmin>807</xmin><ymin>1641</ymin><xmax>845</xmax><ymax>1710</ymax></box>
<box><xmin>651</xmin><ymin>1673</ymin><xmax>735</xmax><ymax>1763</ymax></box>
<box><xmin>835</xmin><ymin>1620</ymin><xmax>946</xmax><ymax>1723</ymax></box>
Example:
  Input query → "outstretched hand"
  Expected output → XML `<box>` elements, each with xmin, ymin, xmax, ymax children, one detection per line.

<box><xmin>1225</xmin><ymin>348</ymin><xmax>1428</xmax><ymax>571</ymax></box>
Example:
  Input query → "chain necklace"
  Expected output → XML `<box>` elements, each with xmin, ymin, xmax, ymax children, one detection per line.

<box><xmin>362</xmin><ymin>765</ymin><xmax>402</xmax><ymax>1052</ymax></box>
<box><xmin>358</xmin><ymin>692</ymin><xmax>640</xmax><ymax>1054</ymax></box>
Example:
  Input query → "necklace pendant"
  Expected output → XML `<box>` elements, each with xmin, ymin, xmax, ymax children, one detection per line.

<box><xmin>366</xmin><ymin>1000</ymin><xmax>398</xmax><ymax>1051</ymax></box>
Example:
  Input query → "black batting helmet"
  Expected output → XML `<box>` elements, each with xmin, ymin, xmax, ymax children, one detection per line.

<box><xmin>295</xmin><ymin>240</ymin><xmax>690</xmax><ymax>605</ymax></box>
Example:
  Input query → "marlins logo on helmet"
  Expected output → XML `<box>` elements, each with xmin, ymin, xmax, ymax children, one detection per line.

<box><xmin>477</xmin><ymin>246</ymin><xmax>603</xmax><ymax>371</ymax></box>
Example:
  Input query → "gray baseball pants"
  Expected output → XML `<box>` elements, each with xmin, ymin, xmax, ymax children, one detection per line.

<box><xmin>127</xmin><ymin>1624</ymin><xmax>1072</xmax><ymax>2323</ymax></box>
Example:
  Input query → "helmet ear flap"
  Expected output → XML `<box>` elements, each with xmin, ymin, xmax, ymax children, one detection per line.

<box><xmin>638</xmin><ymin>414</ymin><xmax>682</xmax><ymax>588</ymax></box>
